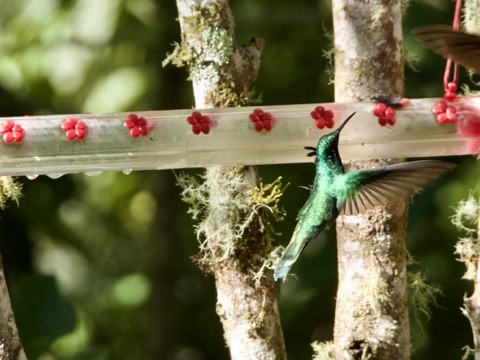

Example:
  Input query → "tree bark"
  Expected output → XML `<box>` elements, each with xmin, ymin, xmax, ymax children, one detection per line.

<box><xmin>453</xmin><ymin>193</ymin><xmax>480</xmax><ymax>359</ymax></box>
<box><xmin>460</xmin><ymin>3</ymin><xmax>480</xmax><ymax>357</ymax></box>
<box><xmin>332</xmin><ymin>1</ymin><xmax>410</xmax><ymax>359</ymax></box>
<box><xmin>0</xmin><ymin>255</ymin><xmax>27</xmax><ymax>360</ymax></box>
<box><xmin>173</xmin><ymin>1</ymin><xmax>286</xmax><ymax>359</ymax></box>
<box><xmin>463</xmin><ymin>261</ymin><xmax>480</xmax><ymax>360</ymax></box>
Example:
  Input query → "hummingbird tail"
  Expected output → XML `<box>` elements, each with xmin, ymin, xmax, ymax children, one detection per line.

<box><xmin>274</xmin><ymin>233</ymin><xmax>309</xmax><ymax>281</ymax></box>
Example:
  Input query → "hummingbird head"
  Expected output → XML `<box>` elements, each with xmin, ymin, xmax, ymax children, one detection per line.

<box><xmin>306</xmin><ymin>112</ymin><xmax>356</xmax><ymax>159</ymax></box>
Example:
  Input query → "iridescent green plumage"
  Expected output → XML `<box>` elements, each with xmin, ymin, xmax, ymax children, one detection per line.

<box><xmin>274</xmin><ymin>113</ymin><xmax>455</xmax><ymax>281</ymax></box>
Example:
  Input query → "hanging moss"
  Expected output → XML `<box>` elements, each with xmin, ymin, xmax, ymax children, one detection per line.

<box><xmin>311</xmin><ymin>341</ymin><xmax>335</xmax><ymax>360</ymax></box>
<box><xmin>0</xmin><ymin>177</ymin><xmax>22</xmax><ymax>209</ymax></box>
<box><xmin>177</xmin><ymin>171</ymin><xmax>285</xmax><ymax>274</ymax></box>
<box><xmin>452</xmin><ymin>194</ymin><xmax>480</xmax><ymax>280</ymax></box>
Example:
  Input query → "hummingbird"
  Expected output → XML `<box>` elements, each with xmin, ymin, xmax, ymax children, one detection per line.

<box><xmin>412</xmin><ymin>25</ymin><xmax>480</xmax><ymax>73</ymax></box>
<box><xmin>274</xmin><ymin>112</ymin><xmax>455</xmax><ymax>281</ymax></box>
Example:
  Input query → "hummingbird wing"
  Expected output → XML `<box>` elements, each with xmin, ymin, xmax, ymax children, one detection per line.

<box><xmin>412</xmin><ymin>25</ymin><xmax>480</xmax><ymax>73</ymax></box>
<box><xmin>336</xmin><ymin>160</ymin><xmax>455</xmax><ymax>215</ymax></box>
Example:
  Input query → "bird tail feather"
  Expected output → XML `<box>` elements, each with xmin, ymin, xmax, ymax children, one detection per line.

<box><xmin>274</xmin><ymin>232</ymin><xmax>309</xmax><ymax>281</ymax></box>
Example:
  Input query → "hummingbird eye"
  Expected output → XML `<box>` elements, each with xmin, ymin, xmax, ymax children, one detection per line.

<box><xmin>304</xmin><ymin>146</ymin><xmax>317</xmax><ymax>157</ymax></box>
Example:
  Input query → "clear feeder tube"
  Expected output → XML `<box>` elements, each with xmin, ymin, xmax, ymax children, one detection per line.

<box><xmin>0</xmin><ymin>97</ymin><xmax>479</xmax><ymax>177</ymax></box>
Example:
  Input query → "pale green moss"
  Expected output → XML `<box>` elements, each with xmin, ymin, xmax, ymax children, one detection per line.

<box><xmin>400</xmin><ymin>0</ymin><xmax>411</xmax><ymax>15</ymax></box>
<box><xmin>162</xmin><ymin>42</ymin><xmax>189</xmax><ymax>68</ymax></box>
<box><xmin>463</xmin><ymin>0</ymin><xmax>480</xmax><ymax>35</ymax></box>
<box><xmin>452</xmin><ymin>193</ymin><xmax>480</xmax><ymax>280</ymax></box>
<box><xmin>364</xmin><ymin>263</ymin><xmax>390</xmax><ymax>314</ymax></box>
<box><xmin>163</xmin><ymin>2</ymin><xmax>233</xmax><ymax>73</ymax></box>
<box><xmin>164</xmin><ymin>2</ymin><xmax>262</xmax><ymax>108</ymax></box>
<box><xmin>370</xmin><ymin>5</ymin><xmax>389</xmax><ymax>29</ymax></box>
<box><xmin>321</xmin><ymin>22</ymin><xmax>335</xmax><ymax>86</ymax></box>
<box><xmin>252</xmin><ymin>245</ymin><xmax>284</xmax><ymax>286</ymax></box>
<box><xmin>408</xmin><ymin>271</ymin><xmax>442</xmax><ymax>331</ymax></box>
<box><xmin>177</xmin><ymin>171</ymin><xmax>285</xmax><ymax>272</ymax></box>
<box><xmin>452</xmin><ymin>193</ymin><xmax>479</xmax><ymax>235</ymax></box>
<box><xmin>0</xmin><ymin>176</ymin><xmax>22</xmax><ymax>209</ymax></box>
<box><xmin>205</xmin><ymin>80</ymin><xmax>247</xmax><ymax>107</ymax></box>
<box><xmin>461</xmin><ymin>345</ymin><xmax>475</xmax><ymax>360</ymax></box>
<box><xmin>311</xmin><ymin>341</ymin><xmax>335</xmax><ymax>360</ymax></box>
<box><xmin>200</xmin><ymin>27</ymin><xmax>233</xmax><ymax>64</ymax></box>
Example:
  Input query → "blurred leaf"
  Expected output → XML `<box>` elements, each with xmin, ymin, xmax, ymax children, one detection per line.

<box><xmin>67</xmin><ymin>347</ymin><xmax>110</xmax><ymax>360</ymax></box>
<box><xmin>83</xmin><ymin>67</ymin><xmax>148</xmax><ymax>112</ymax></box>
<box><xmin>10</xmin><ymin>274</ymin><xmax>76</xmax><ymax>359</ymax></box>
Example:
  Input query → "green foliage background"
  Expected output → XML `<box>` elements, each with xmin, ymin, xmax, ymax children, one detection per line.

<box><xmin>0</xmin><ymin>0</ymin><xmax>477</xmax><ymax>359</ymax></box>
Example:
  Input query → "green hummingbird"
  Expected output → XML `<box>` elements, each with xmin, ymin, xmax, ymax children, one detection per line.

<box><xmin>274</xmin><ymin>112</ymin><xmax>455</xmax><ymax>281</ymax></box>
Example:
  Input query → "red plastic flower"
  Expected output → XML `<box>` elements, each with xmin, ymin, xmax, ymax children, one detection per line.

<box><xmin>61</xmin><ymin>117</ymin><xmax>87</xmax><ymax>141</ymax></box>
<box><xmin>249</xmin><ymin>108</ymin><xmax>274</xmax><ymax>132</ymax></box>
<box><xmin>187</xmin><ymin>111</ymin><xmax>212</xmax><ymax>135</ymax></box>
<box><xmin>373</xmin><ymin>102</ymin><xmax>396</xmax><ymax>126</ymax></box>
<box><xmin>0</xmin><ymin>120</ymin><xmax>25</xmax><ymax>144</ymax></box>
<box><xmin>310</xmin><ymin>106</ymin><xmax>334</xmax><ymax>129</ymax></box>
<box><xmin>124</xmin><ymin>114</ymin><xmax>152</xmax><ymax>138</ymax></box>
<box><xmin>372</xmin><ymin>97</ymin><xmax>409</xmax><ymax>127</ymax></box>
<box><xmin>432</xmin><ymin>100</ymin><xmax>456</xmax><ymax>124</ymax></box>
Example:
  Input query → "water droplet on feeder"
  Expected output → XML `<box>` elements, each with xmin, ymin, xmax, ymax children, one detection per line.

<box><xmin>85</xmin><ymin>171</ymin><xmax>102</xmax><ymax>176</ymax></box>
<box><xmin>46</xmin><ymin>173</ymin><xmax>65</xmax><ymax>179</ymax></box>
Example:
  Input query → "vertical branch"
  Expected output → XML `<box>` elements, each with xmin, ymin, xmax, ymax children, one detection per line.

<box><xmin>0</xmin><ymin>178</ymin><xmax>25</xmax><ymax>359</ymax></box>
<box><xmin>0</xmin><ymin>255</ymin><xmax>27</xmax><ymax>360</ymax></box>
<box><xmin>332</xmin><ymin>1</ymin><xmax>410</xmax><ymax>359</ymax></box>
<box><xmin>333</xmin><ymin>1</ymin><xmax>403</xmax><ymax>101</ymax></box>
<box><xmin>463</xmin><ymin>242</ymin><xmax>480</xmax><ymax>358</ymax></box>
<box><xmin>455</xmin><ymin>1</ymin><xmax>480</xmax><ymax>357</ymax></box>
<box><xmin>454</xmin><ymin>194</ymin><xmax>480</xmax><ymax>357</ymax></box>
<box><xmin>173</xmin><ymin>1</ymin><xmax>286</xmax><ymax>359</ymax></box>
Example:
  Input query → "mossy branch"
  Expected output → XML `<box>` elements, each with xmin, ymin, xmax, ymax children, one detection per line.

<box><xmin>0</xmin><ymin>177</ymin><xmax>22</xmax><ymax>209</ymax></box>
<box><xmin>453</xmin><ymin>193</ymin><xmax>480</xmax><ymax>280</ymax></box>
<box><xmin>173</xmin><ymin>1</ymin><xmax>286</xmax><ymax>358</ymax></box>
<box><xmin>177</xmin><ymin>171</ymin><xmax>285</xmax><ymax>271</ymax></box>
<box><xmin>452</xmin><ymin>191</ymin><xmax>480</xmax><ymax>358</ymax></box>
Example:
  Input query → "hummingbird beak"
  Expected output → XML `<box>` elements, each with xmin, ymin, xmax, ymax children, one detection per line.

<box><xmin>335</xmin><ymin>112</ymin><xmax>356</xmax><ymax>134</ymax></box>
<box><xmin>304</xmin><ymin>112</ymin><xmax>356</xmax><ymax>158</ymax></box>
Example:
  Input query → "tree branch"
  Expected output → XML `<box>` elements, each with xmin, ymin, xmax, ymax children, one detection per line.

<box><xmin>0</xmin><ymin>255</ymin><xmax>27</xmax><ymax>360</ymax></box>
<box><xmin>332</xmin><ymin>1</ymin><xmax>410</xmax><ymax>358</ymax></box>
<box><xmin>173</xmin><ymin>1</ymin><xmax>286</xmax><ymax>358</ymax></box>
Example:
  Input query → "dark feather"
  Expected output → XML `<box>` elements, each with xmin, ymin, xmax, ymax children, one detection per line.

<box><xmin>339</xmin><ymin>160</ymin><xmax>456</xmax><ymax>216</ymax></box>
<box><xmin>304</xmin><ymin>146</ymin><xmax>317</xmax><ymax>157</ymax></box>
<box><xmin>412</xmin><ymin>25</ymin><xmax>480</xmax><ymax>73</ymax></box>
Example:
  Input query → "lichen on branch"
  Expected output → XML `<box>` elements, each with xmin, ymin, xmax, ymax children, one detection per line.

<box><xmin>0</xmin><ymin>177</ymin><xmax>21</xmax><ymax>209</ymax></box>
<box><xmin>177</xmin><ymin>169</ymin><xmax>285</xmax><ymax>273</ymax></box>
<box><xmin>311</xmin><ymin>340</ymin><xmax>335</xmax><ymax>360</ymax></box>
<box><xmin>165</xmin><ymin>1</ymin><xmax>263</xmax><ymax>107</ymax></box>
<box><xmin>408</xmin><ymin>270</ymin><xmax>442</xmax><ymax>333</ymax></box>
<box><xmin>172</xmin><ymin>1</ymin><xmax>286</xmax><ymax>357</ymax></box>
<box><xmin>452</xmin><ymin>193</ymin><xmax>480</xmax><ymax>280</ymax></box>
<box><xmin>452</xmin><ymin>192</ymin><xmax>480</xmax><ymax>357</ymax></box>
